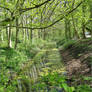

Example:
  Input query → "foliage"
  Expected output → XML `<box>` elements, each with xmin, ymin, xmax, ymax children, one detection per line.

<box><xmin>62</xmin><ymin>40</ymin><xmax>76</xmax><ymax>50</ymax></box>
<box><xmin>76</xmin><ymin>84</ymin><xmax>92</xmax><ymax>92</ymax></box>
<box><xmin>56</xmin><ymin>38</ymin><xmax>66</xmax><ymax>48</ymax></box>
<box><xmin>32</xmin><ymin>73</ymin><xmax>92</xmax><ymax>92</ymax></box>
<box><xmin>0</xmin><ymin>0</ymin><xmax>92</xmax><ymax>92</ymax></box>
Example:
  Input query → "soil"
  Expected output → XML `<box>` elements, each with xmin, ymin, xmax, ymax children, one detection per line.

<box><xmin>60</xmin><ymin>39</ymin><xmax>92</xmax><ymax>86</ymax></box>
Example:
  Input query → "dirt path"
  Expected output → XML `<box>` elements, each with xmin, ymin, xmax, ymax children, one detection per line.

<box><xmin>59</xmin><ymin>40</ymin><xmax>92</xmax><ymax>79</ymax></box>
<box><xmin>60</xmin><ymin>50</ymin><xmax>92</xmax><ymax>77</ymax></box>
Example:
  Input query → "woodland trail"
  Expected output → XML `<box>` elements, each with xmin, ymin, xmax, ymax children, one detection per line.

<box><xmin>59</xmin><ymin>40</ymin><xmax>92</xmax><ymax>87</ymax></box>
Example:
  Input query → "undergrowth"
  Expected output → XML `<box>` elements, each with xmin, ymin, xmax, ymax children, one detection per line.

<box><xmin>32</xmin><ymin>73</ymin><xmax>92</xmax><ymax>92</ymax></box>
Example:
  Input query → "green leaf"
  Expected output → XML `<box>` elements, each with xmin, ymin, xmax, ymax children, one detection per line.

<box><xmin>62</xmin><ymin>83</ymin><xmax>68</xmax><ymax>92</ymax></box>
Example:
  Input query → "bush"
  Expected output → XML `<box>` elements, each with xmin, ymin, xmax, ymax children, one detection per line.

<box><xmin>56</xmin><ymin>38</ymin><xmax>66</xmax><ymax>48</ymax></box>
<box><xmin>62</xmin><ymin>40</ymin><xmax>76</xmax><ymax>50</ymax></box>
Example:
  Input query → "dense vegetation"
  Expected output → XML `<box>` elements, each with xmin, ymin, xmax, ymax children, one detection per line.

<box><xmin>0</xmin><ymin>0</ymin><xmax>92</xmax><ymax>92</ymax></box>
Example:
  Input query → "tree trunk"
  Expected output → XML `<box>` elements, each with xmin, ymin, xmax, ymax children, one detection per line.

<box><xmin>82</xmin><ymin>2</ymin><xmax>86</xmax><ymax>38</ymax></box>
<box><xmin>15</xmin><ymin>18</ymin><xmax>19</xmax><ymax>49</ymax></box>
<box><xmin>1</xmin><ymin>30</ymin><xmax>4</xmax><ymax>41</ymax></box>
<box><xmin>64</xmin><ymin>17</ymin><xmax>71</xmax><ymax>40</ymax></box>
<box><xmin>65</xmin><ymin>18</ymin><xmax>68</xmax><ymax>40</ymax></box>
<box><xmin>43</xmin><ymin>29</ymin><xmax>46</xmax><ymax>40</ymax></box>
<box><xmin>8</xmin><ymin>24</ymin><xmax>12</xmax><ymax>48</ymax></box>
<box><xmin>89</xmin><ymin>1</ymin><xmax>92</xmax><ymax>36</ymax></box>
<box><xmin>30</xmin><ymin>29</ymin><xmax>33</xmax><ymax>43</ymax></box>
<box><xmin>72</xmin><ymin>14</ymin><xmax>79</xmax><ymax>39</ymax></box>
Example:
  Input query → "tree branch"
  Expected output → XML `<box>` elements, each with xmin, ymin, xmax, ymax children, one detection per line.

<box><xmin>0</xmin><ymin>5</ymin><xmax>11</xmax><ymax>12</ymax></box>
<box><xmin>0</xmin><ymin>1</ymin><xmax>83</xmax><ymax>30</ymax></box>
<box><xmin>20</xmin><ymin>0</ymin><xmax>52</xmax><ymax>12</ymax></box>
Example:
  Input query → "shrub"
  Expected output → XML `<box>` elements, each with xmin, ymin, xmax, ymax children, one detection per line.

<box><xmin>62</xmin><ymin>40</ymin><xmax>76</xmax><ymax>50</ymax></box>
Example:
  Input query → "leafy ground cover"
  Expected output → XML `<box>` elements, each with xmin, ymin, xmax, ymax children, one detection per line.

<box><xmin>0</xmin><ymin>39</ymin><xmax>92</xmax><ymax>92</ymax></box>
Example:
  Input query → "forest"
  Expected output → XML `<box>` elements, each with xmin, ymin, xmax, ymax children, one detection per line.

<box><xmin>0</xmin><ymin>0</ymin><xmax>92</xmax><ymax>92</ymax></box>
